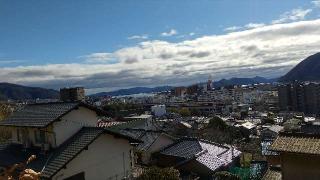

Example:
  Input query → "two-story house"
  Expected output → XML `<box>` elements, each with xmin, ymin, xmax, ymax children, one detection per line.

<box><xmin>0</xmin><ymin>102</ymin><xmax>140</xmax><ymax>180</ymax></box>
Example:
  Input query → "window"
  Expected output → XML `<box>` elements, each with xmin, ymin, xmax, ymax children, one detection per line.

<box><xmin>34</xmin><ymin>130</ymin><xmax>46</xmax><ymax>144</ymax></box>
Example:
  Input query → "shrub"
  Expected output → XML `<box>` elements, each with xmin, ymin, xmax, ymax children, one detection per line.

<box><xmin>137</xmin><ymin>167</ymin><xmax>180</xmax><ymax>180</ymax></box>
<box><xmin>214</xmin><ymin>171</ymin><xmax>240</xmax><ymax>180</ymax></box>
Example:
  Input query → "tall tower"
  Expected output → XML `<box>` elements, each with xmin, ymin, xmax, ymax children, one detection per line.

<box><xmin>207</xmin><ymin>75</ymin><xmax>213</xmax><ymax>91</ymax></box>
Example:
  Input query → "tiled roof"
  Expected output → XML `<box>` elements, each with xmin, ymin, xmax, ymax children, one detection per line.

<box><xmin>160</xmin><ymin>138</ymin><xmax>241</xmax><ymax>172</ymax></box>
<box><xmin>268</xmin><ymin>125</ymin><xmax>284</xmax><ymax>134</ymax></box>
<box><xmin>262</xmin><ymin>168</ymin><xmax>282</xmax><ymax>180</ymax></box>
<box><xmin>0</xmin><ymin>102</ymin><xmax>80</xmax><ymax>127</ymax></box>
<box><xmin>119</xmin><ymin>129</ymin><xmax>171</xmax><ymax>151</ymax></box>
<box><xmin>41</xmin><ymin>127</ymin><xmax>104</xmax><ymax>178</ymax></box>
<box><xmin>0</xmin><ymin>127</ymin><xmax>138</xmax><ymax>179</ymax></box>
<box><xmin>270</xmin><ymin>134</ymin><xmax>320</xmax><ymax>155</ymax></box>
<box><xmin>160</xmin><ymin>139</ymin><xmax>202</xmax><ymax>158</ymax></box>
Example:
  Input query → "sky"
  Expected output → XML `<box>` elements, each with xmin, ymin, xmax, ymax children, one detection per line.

<box><xmin>1</xmin><ymin>0</ymin><xmax>320</xmax><ymax>94</ymax></box>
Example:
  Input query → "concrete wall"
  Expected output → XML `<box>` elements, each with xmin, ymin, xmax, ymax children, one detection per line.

<box><xmin>53</xmin><ymin>134</ymin><xmax>134</xmax><ymax>180</ymax></box>
<box><xmin>53</xmin><ymin>107</ymin><xmax>98</xmax><ymax>147</ymax></box>
<box><xmin>282</xmin><ymin>153</ymin><xmax>320</xmax><ymax>180</ymax></box>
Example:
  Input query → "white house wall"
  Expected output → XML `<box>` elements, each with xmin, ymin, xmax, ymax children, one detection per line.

<box><xmin>53</xmin><ymin>107</ymin><xmax>98</xmax><ymax>147</ymax></box>
<box><xmin>52</xmin><ymin>134</ymin><xmax>134</xmax><ymax>180</ymax></box>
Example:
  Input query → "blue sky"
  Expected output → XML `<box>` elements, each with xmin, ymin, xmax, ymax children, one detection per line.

<box><xmin>0</xmin><ymin>0</ymin><xmax>320</xmax><ymax>93</ymax></box>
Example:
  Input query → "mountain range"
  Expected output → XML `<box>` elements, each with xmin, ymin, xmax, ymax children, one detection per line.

<box><xmin>0</xmin><ymin>83</ymin><xmax>59</xmax><ymax>100</ymax></box>
<box><xmin>91</xmin><ymin>86</ymin><xmax>173</xmax><ymax>97</ymax></box>
<box><xmin>280</xmin><ymin>52</ymin><xmax>320</xmax><ymax>82</ymax></box>
<box><xmin>91</xmin><ymin>76</ymin><xmax>276</xmax><ymax>97</ymax></box>
<box><xmin>212</xmin><ymin>76</ymin><xmax>276</xmax><ymax>88</ymax></box>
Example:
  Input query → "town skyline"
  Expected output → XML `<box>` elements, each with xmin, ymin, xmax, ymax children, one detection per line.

<box><xmin>1</xmin><ymin>0</ymin><xmax>320</xmax><ymax>93</ymax></box>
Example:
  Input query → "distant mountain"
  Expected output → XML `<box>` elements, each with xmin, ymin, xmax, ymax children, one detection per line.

<box><xmin>91</xmin><ymin>86</ymin><xmax>173</xmax><ymax>97</ymax></box>
<box><xmin>280</xmin><ymin>52</ymin><xmax>320</xmax><ymax>82</ymax></box>
<box><xmin>0</xmin><ymin>83</ymin><xmax>59</xmax><ymax>100</ymax></box>
<box><xmin>212</xmin><ymin>76</ymin><xmax>276</xmax><ymax>88</ymax></box>
<box><xmin>92</xmin><ymin>76</ymin><xmax>277</xmax><ymax>97</ymax></box>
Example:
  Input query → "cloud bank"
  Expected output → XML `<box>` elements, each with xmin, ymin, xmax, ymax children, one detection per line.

<box><xmin>1</xmin><ymin>20</ymin><xmax>320</xmax><ymax>93</ymax></box>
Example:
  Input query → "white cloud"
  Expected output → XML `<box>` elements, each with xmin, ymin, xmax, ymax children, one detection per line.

<box><xmin>161</xmin><ymin>29</ymin><xmax>178</xmax><ymax>37</ymax></box>
<box><xmin>272</xmin><ymin>8</ymin><xmax>312</xmax><ymax>24</ymax></box>
<box><xmin>2</xmin><ymin>19</ymin><xmax>320</xmax><ymax>92</ymax></box>
<box><xmin>189</xmin><ymin>32</ymin><xmax>195</xmax><ymax>36</ymax></box>
<box><xmin>0</xmin><ymin>59</ymin><xmax>24</xmax><ymax>64</ymax></box>
<box><xmin>82</xmin><ymin>53</ymin><xmax>115</xmax><ymax>63</ymax></box>
<box><xmin>224</xmin><ymin>26</ymin><xmax>242</xmax><ymax>32</ymax></box>
<box><xmin>127</xmin><ymin>34</ymin><xmax>149</xmax><ymax>40</ymax></box>
<box><xmin>312</xmin><ymin>0</ymin><xmax>320</xmax><ymax>7</ymax></box>
<box><xmin>245</xmin><ymin>23</ymin><xmax>265</xmax><ymax>29</ymax></box>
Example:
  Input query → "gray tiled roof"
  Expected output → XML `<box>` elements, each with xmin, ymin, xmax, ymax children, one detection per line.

<box><xmin>119</xmin><ymin>129</ymin><xmax>169</xmax><ymax>151</ymax></box>
<box><xmin>0</xmin><ymin>127</ymin><xmax>138</xmax><ymax>179</ymax></box>
<box><xmin>160</xmin><ymin>139</ymin><xmax>202</xmax><ymax>158</ymax></box>
<box><xmin>0</xmin><ymin>102</ymin><xmax>82</xmax><ymax>127</ymax></box>
<box><xmin>41</xmin><ymin>127</ymin><xmax>104</xmax><ymax>178</ymax></box>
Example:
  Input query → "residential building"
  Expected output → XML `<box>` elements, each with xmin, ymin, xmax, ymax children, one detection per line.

<box><xmin>278</xmin><ymin>82</ymin><xmax>320</xmax><ymax>115</ymax></box>
<box><xmin>120</xmin><ymin>129</ymin><xmax>175</xmax><ymax>165</ymax></box>
<box><xmin>151</xmin><ymin>104</ymin><xmax>166</xmax><ymax>117</ymax></box>
<box><xmin>156</xmin><ymin>138</ymin><xmax>241</xmax><ymax>179</ymax></box>
<box><xmin>60</xmin><ymin>87</ymin><xmax>85</xmax><ymax>102</ymax></box>
<box><xmin>269</xmin><ymin>132</ymin><xmax>320</xmax><ymax>180</ymax></box>
<box><xmin>0</xmin><ymin>102</ymin><xmax>139</xmax><ymax>180</ymax></box>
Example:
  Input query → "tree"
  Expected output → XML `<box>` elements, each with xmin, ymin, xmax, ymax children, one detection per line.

<box><xmin>137</xmin><ymin>167</ymin><xmax>180</xmax><ymax>180</ymax></box>
<box><xmin>178</xmin><ymin>107</ymin><xmax>191</xmax><ymax>117</ymax></box>
<box><xmin>201</xmin><ymin>116</ymin><xmax>244</xmax><ymax>144</ymax></box>
<box><xmin>190</xmin><ymin>108</ymin><xmax>201</xmax><ymax>116</ymax></box>
<box><xmin>0</xmin><ymin>103</ymin><xmax>12</xmax><ymax>121</ymax></box>
<box><xmin>208</xmin><ymin>116</ymin><xmax>227</xmax><ymax>130</ymax></box>
<box><xmin>0</xmin><ymin>103</ymin><xmax>13</xmax><ymax>142</ymax></box>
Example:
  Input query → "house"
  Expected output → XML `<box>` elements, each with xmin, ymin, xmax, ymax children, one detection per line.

<box><xmin>120</xmin><ymin>129</ymin><xmax>175</xmax><ymax>165</ymax></box>
<box><xmin>269</xmin><ymin>132</ymin><xmax>320</xmax><ymax>180</ymax></box>
<box><xmin>236</xmin><ymin>121</ymin><xmax>257</xmax><ymax>137</ymax></box>
<box><xmin>260</xmin><ymin>125</ymin><xmax>283</xmax><ymax>165</ymax></box>
<box><xmin>104</xmin><ymin>118</ymin><xmax>175</xmax><ymax>165</ymax></box>
<box><xmin>156</xmin><ymin>138</ymin><xmax>241</xmax><ymax>178</ymax></box>
<box><xmin>124</xmin><ymin>114</ymin><xmax>153</xmax><ymax>128</ymax></box>
<box><xmin>151</xmin><ymin>105</ymin><xmax>166</xmax><ymax>117</ymax></box>
<box><xmin>0</xmin><ymin>102</ymin><xmax>140</xmax><ymax>180</ymax></box>
<box><xmin>261</xmin><ymin>125</ymin><xmax>284</xmax><ymax>141</ymax></box>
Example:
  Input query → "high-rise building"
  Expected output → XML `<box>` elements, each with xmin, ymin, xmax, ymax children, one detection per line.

<box><xmin>278</xmin><ymin>82</ymin><xmax>320</xmax><ymax>115</ymax></box>
<box><xmin>207</xmin><ymin>75</ymin><xmax>213</xmax><ymax>91</ymax></box>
